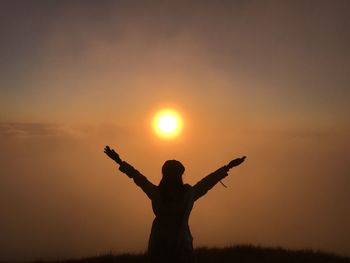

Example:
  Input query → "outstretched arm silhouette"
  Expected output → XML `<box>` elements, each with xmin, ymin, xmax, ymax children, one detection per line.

<box><xmin>104</xmin><ymin>146</ymin><xmax>156</xmax><ymax>199</ymax></box>
<box><xmin>193</xmin><ymin>156</ymin><xmax>246</xmax><ymax>201</ymax></box>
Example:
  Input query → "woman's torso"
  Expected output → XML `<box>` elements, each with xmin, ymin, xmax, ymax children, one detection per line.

<box><xmin>148</xmin><ymin>184</ymin><xmax>196</xmax><ymax>263</ymax></box>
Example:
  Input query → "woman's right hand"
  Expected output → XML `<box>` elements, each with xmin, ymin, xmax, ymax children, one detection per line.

<box><xmin>104</xmin><ymin>145</ymin><xmax>122</xmax><ymax>164</ymax></box>
<box><xmin>227</xmin><ymin>156</ymin><xmax>246</xmax><ymax>170</ymax></box>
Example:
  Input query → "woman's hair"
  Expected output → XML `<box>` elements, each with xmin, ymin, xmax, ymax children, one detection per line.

<box><xmin>159</xmin><ymin>160</ymin><xmax>185</xmax><ymax>196</ymax></box>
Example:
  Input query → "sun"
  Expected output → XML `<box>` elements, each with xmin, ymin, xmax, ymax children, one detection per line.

<box><xmin>153</xmin><ymin>109</ymin><xmax>183</xmax><ymax>139</ymax></box>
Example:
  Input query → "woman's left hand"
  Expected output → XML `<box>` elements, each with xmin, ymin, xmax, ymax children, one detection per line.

<box><xmin>104</xmin><ymin>145</ymin><xmax>122</xmax><ymax>164</ymax></box>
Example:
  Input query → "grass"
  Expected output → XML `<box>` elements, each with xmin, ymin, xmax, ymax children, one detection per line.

<box><xmin>29</xmin><ymin>245</ymin><xmax>350</xmax><ymax>263</ymax></box>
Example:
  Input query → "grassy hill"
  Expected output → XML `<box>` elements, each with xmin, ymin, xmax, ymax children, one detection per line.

<box><xmin>30</xmin><ymin>245</ymin><xmax>350</xmax><ymax>263</ymax></box>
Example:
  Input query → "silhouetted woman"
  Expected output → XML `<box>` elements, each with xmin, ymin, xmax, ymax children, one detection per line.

<box><xmin>104</xmin><ymin>146</ymin><xmax>246</xmax><ymax>263</ymax></box>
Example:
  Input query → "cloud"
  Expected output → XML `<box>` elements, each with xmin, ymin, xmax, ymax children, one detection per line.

<box><xmin>0</xmin><ymin>122</ymin><xmax>65</xmax><ymax>137</ymax></box>
<box><xmin>0</xmin><ymin>122</ymin><xmax>132</xmax><ymax>139</ymax></box>
<box><xmin>241</xmin><ymin>126</ymin><xmax>350</xmax><ymax>140</ymax></box>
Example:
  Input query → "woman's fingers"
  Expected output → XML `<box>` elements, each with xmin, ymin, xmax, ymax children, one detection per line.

<box><xmin>104</xmin><ymin>146</ymin><xmax>109</xmax><ymax>153</ymax></box>
<box><xmin>104</xmin><ymin>146</ymin><xmax>115</xmax><ymax>158</ymax></box>
<box><xmin>104</xmin><ymin>146</ymin><xmax>122</xmax><ymax>164</ymax></box>
<box><xmin>228</xmin><ymin>156</ymin><xmax>247</xmax><ymax>168</ymax></box>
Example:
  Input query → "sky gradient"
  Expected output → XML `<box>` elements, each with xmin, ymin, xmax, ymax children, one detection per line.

<box><xmin>1</xmin><ymin>0</ymin><xmax>350</xmax><ymax>261</ymax></box>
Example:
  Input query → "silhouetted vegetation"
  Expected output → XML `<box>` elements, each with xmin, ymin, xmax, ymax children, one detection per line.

<box><xmin>30</xmin><ymin>245</ymin><xmax>349</xmax><ymax>263</ymax></box>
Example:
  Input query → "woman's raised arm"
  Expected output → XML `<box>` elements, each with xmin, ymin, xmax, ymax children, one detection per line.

<box><xmin>192</xmin><ymin>156</ymin><xmax>246</xmax><ymax>201</ymax></box>
<box><xmin>104</xmin><ymin>146</ymin><xmax>156</xmax><ymax>199</ymax></box>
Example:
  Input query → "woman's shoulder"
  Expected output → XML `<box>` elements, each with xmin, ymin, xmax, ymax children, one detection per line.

<box><xmin>183</xmin><ymin>184</ymin><xmax>194</xmax><ymax>194</ymax></box>
<box><xmin>183</xmin><ymin>183</ymin><xmax>192</xmax><ymax>189</ymax></box>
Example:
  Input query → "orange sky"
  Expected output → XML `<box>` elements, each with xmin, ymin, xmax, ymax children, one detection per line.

<box><xmin>0</xmin><ymin>1</ymin><xmax>350</xmax><ymax>261</ymax></box>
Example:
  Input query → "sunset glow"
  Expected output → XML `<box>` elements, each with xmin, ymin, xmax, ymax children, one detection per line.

<box><xmin>153</xmin><ymin>109</ymin><xmax>183</xmax><ymax>139</ymax></box>
<box><xmin>1</xmin><ymin>1</ymin><xmax>350</xmax><ymax>261</ymax></box>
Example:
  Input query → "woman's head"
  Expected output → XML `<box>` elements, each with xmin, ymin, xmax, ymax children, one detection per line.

<box><xmin>162</xmin><ymin>160</ymin><xmax>185</xmax><ymax>177</ymax></box>
<box><xmin>159</xmin><ymin>160</ymin><xmax>185</xmax><ymax>191</ymax></box>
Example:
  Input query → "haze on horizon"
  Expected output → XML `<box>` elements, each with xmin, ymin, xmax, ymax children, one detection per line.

<box><xmin>0</xmin><ymin>0</ymin><xmax>349</xmax><ymax>261</ymax></box>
